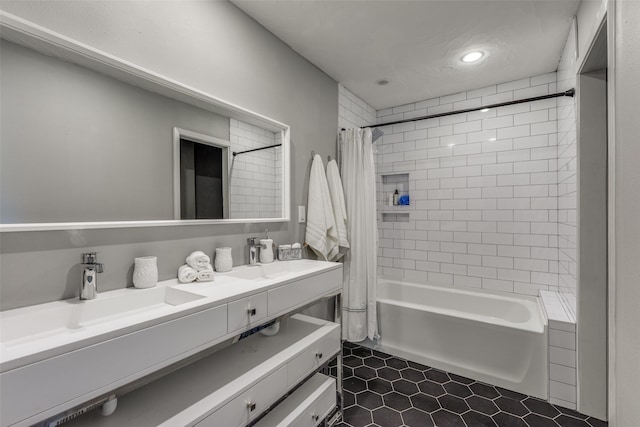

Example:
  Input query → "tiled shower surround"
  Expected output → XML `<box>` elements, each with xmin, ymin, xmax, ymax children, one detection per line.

<box><xmin>373</xmin><ymin>73</ymin><xmax>566</xmax><ymax>297</ymax></box>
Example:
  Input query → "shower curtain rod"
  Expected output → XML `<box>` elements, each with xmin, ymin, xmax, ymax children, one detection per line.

<box><xmin>232</xmin><ymin>143</ymin><xmax>281</xmax><ymax>157</ymax></box>
<box><xmin>341</xmin><ymin>88</ymin><xmax>575</xmax><ymax>131</ymax></box>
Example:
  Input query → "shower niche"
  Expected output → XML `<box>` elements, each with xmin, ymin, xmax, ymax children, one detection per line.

<box><xmin>379</xmin><ymin>173</ymin><xmax>410</xmax><ymax>222</ymax></box>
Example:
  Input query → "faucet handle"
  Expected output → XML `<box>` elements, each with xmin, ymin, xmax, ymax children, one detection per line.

<box><xmin>247</xmin><ymin>237</ymin><xmax>260</xmax><ymax>246</ymax></box>
<box><xmin>82</xmin><ymin>252</ymin><xmax>98</xmax><ymax>264</ymax></box>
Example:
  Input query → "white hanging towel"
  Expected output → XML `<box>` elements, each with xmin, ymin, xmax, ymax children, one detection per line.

<box><xmin>305</xmin><ymin>154</ymin><xmax>339</xmax><ymax>261</ymax></box>
<box><xmin>326</xmin><ymin>159</ymin><xmax>349</xmax><ymax>260</ymax></box>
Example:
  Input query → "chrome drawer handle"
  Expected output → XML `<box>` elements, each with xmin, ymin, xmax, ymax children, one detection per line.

<box><xmin>247</xmin><ymin>308</ymin><xmax>257</xmax><ymax>316</ymax></box>
<box><xmin>315</xmin><ymin>352</ymin><xmax>323</xmax><ymax>359</ymax></box>
<box><xmin>247</xmin><ymin>401</ymin><xmax>256</xmax><ymax>411</ymax></box>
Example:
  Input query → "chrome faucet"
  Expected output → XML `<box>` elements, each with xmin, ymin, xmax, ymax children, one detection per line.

<box><xmin>247</xmin><ymin>237</ymin><xmax>261</xmax><ymax>266</ymax></box>
<box><xmin>81</xmin><ymin>252</ymin><xmax>104</xmax><ymax>300</ymax></box>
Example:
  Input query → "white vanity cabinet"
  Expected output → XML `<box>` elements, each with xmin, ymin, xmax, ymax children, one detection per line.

<box><xmin>65</xmin><ymin>315</ymin><xmax>341</xmax><ymax>427</ymax></box>
<box><xmin>0</xmin><ymin>260</ymin><xmax>343</xmax><ymax>427</ymax></box>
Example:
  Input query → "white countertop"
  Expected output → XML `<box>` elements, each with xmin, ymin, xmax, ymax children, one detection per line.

<box><xmin>0</xmin><ymin>259</ymin><xmax>342</xmax><ymax>372</ymax></box>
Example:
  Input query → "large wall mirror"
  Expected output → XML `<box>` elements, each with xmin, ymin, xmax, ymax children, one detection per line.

<box><xmin>0</xmin><ymin>13</ymin><xmax>290</xmax><ymax>232</ymax></box>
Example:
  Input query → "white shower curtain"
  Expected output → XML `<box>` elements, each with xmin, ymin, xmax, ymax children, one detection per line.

<box><xmin>339</xmin><ymin>128</ymin><xmax>378</xmax><ymax>342</ymax></box>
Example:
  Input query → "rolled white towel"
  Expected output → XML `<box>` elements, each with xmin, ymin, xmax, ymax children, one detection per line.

<box><xmin>178</xmin><ymin>264</ymin><xmax>197</xmax><ymax>283</ymax></box>
<box><xmin>196</xmin><ymin>265</ymin><xmax>214</xmax><ymax>282</ymax></box>
<box><xmin>186</xmin><ymin>251</ymin><xmax>211</xmax><ymax>270</ymax></box>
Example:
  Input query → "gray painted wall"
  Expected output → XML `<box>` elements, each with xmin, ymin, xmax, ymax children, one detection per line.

<box><xmin>577</xmin><ymin>69</ymin><xmax>607</xmax><ymax>420</ymax></box>
<box><xmin>611</xmin><ymin>1</ymin><xmax>640</xmax><ymax>424</ymax></box>
<box><xmin>1</xmin><ymin>39</ymin><xmax>230</xmax><ymax>223</ymax></box>
<box><xmin>0</xmin><ymin>1</ymin><xmax>338</xmax><ymax>310</ymax></box>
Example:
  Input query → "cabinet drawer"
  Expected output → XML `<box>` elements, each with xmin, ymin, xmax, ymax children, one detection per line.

<box><xmin>254</xmin><ymin>373</ymin><xmax>336</xmax><ymax>427</ymax></box>
<box><xmin>227</xmin><ymin>292</ymin><xmax>268</xmax><ymax>333</ymax></box>
<box><xmin>267</xmin><ymin>268</ymin><xmax>341</xmax><ymax>317</ymax></box>
<box><xmin>196</xmin><ymin>365</ymin><xmax>287</xmax><ymax>427</ymax></box>
<box><xmin>287</xmin><ymin>326</ymin><xmax>340</xmax><ymax>387</ymax></box>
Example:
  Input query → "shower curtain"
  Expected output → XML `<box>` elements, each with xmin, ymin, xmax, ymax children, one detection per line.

<box><xmin>339</xmin><ymin>128</ymin><xmax>379</xmax><ymax>342</ymax></box>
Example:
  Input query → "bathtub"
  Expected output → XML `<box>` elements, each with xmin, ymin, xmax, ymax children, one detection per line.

<box><xmin>377</xmin><ymin>279</ymin><xmax>548</xmax><ymax>399</ymax></box>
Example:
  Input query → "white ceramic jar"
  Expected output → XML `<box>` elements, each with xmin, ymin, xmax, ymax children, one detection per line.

<box><xmin>214</xmin><ymin>247</ymin><xmax>233</xmax><ymax>272</ymax></box>
<box><xmin>133</xmin><ymin>256</ymin><xmax>158</xmax><ymax>288</ymax></box>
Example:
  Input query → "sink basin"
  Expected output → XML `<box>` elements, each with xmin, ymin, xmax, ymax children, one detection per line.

<box><xmin>1</xmin><ymin>286</ymin><xmax>205</xmax><ymax>346</ymax></box>
<box><xmin>224</xmin><ymin>260</ymin><xmax>322</xmax><ymax>281</ymax></box>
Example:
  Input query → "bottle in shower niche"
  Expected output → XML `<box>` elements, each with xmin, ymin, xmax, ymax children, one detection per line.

<box><xmin>387</xmin><ymin>192</ymin><xmax>394</xmax><ymax>206</ymax></box>
<box><xmin>393</xmin><ymin>189</ymin><xmax>400</xmax><ymax>205</ymax></box>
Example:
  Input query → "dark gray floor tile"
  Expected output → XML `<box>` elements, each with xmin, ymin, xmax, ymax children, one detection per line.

<box><xmin>363</xmin><ymin>356</ymin><xmax>386</xmax><ymax>369</ymax></box>
<box><xmin>344</xmin><ymin>366</ymin><xmax>354</xmax><ymax>378</ymax></box>
<box><xmin>410</xmin><ymin>394</ymin><xmax>440</xmax><ymax>413</ymax></box>
<box><xmin>344</xmin><ymin>377</ymin><xmax>368</xmax><ymax>393</ymax></box>
<box><xmin>387</xmin><ymin>358</ymin><xmax>409</xmax><ymax>370</ymax></box>
<box><xmin>444</xmin><ymin>381</ymin><xmax>473</xmax><ymax>398</ymax></box>
<box><xmin>555</xmin><ymin>407</ymin><xmax>589</xmax><ymax>420</ymax></box>
<box><xmin>393</xmin><ymin>379</ymin><xmax>420</xmax><ymax>396</ymax></box>
<box><xmin>377</xmin><ymin>366</ymin><xmax>402</xmax><ymax>381</ymax></box>
<box><xmin>431</xmin><ymin>409</ymin><xmax>467</xmax><ymax>427</ymax></box>
<box><xmin>471</xmin><ymin>382</ymin><xmax>501</xmax><ymax>399</ymax></box>
<box><xmin>372</xmin><ymin>407</ymin><xmax>403</xmax><ymax>426</ymax></box>
<box><xmin>463</xmin><ymin>410</ymin><xmax>499</xmax><ymax>427</ymax></box>
<box><xmin>418</xmin><ymin>380</ymin><xmax>446</xmax><ymax>397</ymax></box>
<box><xmin>492</xmin><ymin>412</ymin><xmax>528</xmax><ymax>427</ymax></box>
<box><xmin>586</xmin><ymin>417</ymin><xmax>607</xmax><ymax>427</ymax></box>
<box><xmin>343</xmin><ymin>405</ymin><xmax>373</xmax><ymax>427</ymax></box>
<box><xmin>344</xmin><ymin>355</ymin><xmax>364</xmax><ymax>368</ymax></box>
<box><xmin>344</xmin><ymin>390</ymin><xmax>356</xmax><ymax>408</ymax></box>
<box><xmin>523</xmin><ymin>398</ymin><xmax>560</xmax><ymax>418</ymax></box>
<box><xmin>496</xmin><ymin>387</ymin><xmax>528</xmax><ymax>401</ymax></box>
<box><xmin>555</xmin><ymin>415</ymin><xmax>592</xmax><ymax>427</ymax></box>
<box><xmin>407</xmin><ymin>360</ymin><xmax>430</xmax><ymax>371</ymax></box>
<box><xmin>354</xmin><ymin>366</ymin><xmax>378</xmax><ymax>380</ymax></box>
<box><xmin>367</xmin><ymin>378</ymin><xmax>393</xmax><ymax>395</ymax></box>
<box><xmin>438</xmin><ymin>394</ymin><xmax>470</xmax><ymax>414</ymax></box>
<box><xmin>356</xmin><ymin>390</ymin><xmax>384</xmax><ymax>410</ymax></box>
<box><xmin>402</xmin><ymin>408</ymin><xmax>435</xmax><ymax>427</ymax></box>
<box><xmin>384</xmin><ymin>392</ymin><xmax>413</xmax><ymax>411</ymax></box>
<box><xmin>495</xmin><ymin>396</ymin><xmax>530</xmax><ymax>417</ymax></box>
<box><xmin>401</xmin><ymin>368</ymin><xmax>425</xmax><ymax>383</ymax></box>
<box><xmin>523</xmin><ymin>413</ymin><xmax>559</xmax><ymax>427</ymax></box>
<box><xmin>467</xmin><ymin>395</ymin><xmax>500</xmax><ymax>415</ymax></box>
<box><xmin>344</xmin><ymin>341</ymin><xmax>358</xmax><ymax>349</ymax></box>
<box><xmin>352</xmin><ymin>346</ymin><xmax>373</xmax><ymax>358</ymax></box>
<box><xmin>424</xmin><ymin>369</ymin><xmax>449</xmax><ymax>384</ymax></box>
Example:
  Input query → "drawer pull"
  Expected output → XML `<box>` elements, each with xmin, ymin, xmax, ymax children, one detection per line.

<box><xmin>247</xmin><ymin>308</ymin><xmax>257</xmax><ymax>316</ymax></box>
<box><xmin>315</xmin><ymin>352</ymin><xmax>323</xmax><ymax>359</ymax></box>
<box><xmin>247</xmin><ymin>401</ymin><xmax>256</xmax><ymax>411</ymax></box>
<box><xmin>312</xmin><ymin>414</ymin><xmax>320</xmax><ymax>422</ymax></box>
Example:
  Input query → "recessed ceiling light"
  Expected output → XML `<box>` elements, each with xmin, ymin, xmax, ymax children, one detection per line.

<box><xmin>461</xmin><ymin>51</ymin><xmax>484</xmax><ymax>63</ymax></box>
<box><xmin>481</xmin><ymin>108</ymin><xmax>490</xmax><ymax>113</ymax></box>
<box><xmin>376</xmin><ymin>78</ymin><xmax>390</xmax><ymax>86</ymax></box>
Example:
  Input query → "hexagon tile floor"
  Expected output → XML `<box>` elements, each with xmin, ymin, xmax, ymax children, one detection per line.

<box><xmin>329</xmin><ymin>342</ymin><xmax>607</xmax><ymax>427</ymax></box>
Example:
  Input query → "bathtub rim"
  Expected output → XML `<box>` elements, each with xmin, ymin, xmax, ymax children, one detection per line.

<box><xmin>377</xmin><ymin>277</ymin><xmax>547</xmax><ymax>334</ymax></box>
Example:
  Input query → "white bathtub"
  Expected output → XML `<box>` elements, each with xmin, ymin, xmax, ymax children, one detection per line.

<box><xmin>377</xmin><ymin>279</ymin><xmax>548</xmax><ymax>399</ymax></box>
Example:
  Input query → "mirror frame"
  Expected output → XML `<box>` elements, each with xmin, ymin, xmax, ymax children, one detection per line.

<box><xmin>0</xmin><ymin>12</ymin><xmax>291</xmax><ymax>232</ymax></box>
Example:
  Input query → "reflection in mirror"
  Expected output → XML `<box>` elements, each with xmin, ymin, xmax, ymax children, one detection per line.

<box><xmin>229</xmin><ymin>120</ymin><xmax>282</xmax><ymax>219</ymax></box>
<box><xmin>174</xmin><ymin>128</ymin><xmax>230</xmax><ymax>220</ymax></box>
<box><xmin>0</xmin><ymin>34</ymin><xmax>288</xmax><ymax>228</ymax></box>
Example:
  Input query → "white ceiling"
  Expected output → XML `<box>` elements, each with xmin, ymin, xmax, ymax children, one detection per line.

<box><xmin>232</xmin><ymin>0</ymin><xmax>580</xmax><ymax>110</ymax></box>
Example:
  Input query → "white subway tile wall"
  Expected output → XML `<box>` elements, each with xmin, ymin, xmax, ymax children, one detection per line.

<box><xmin>557</xmin><ymin>37</ymin><xmax>578</xmax><ymax>315</ymax></box>
<box><xmin>338</xmin><ymin>84</ymin><xmax>377</xmax><ymax>129</ymax></box>
<box><xmin>541</xmin><ymin>291</ymin><xmax>577</xmax><ymax>410</ymax></box>
<box><xmin>229</xmin><ymin>119</ymin><xmax>281</xmax><ymax>219</ymax></box>
<box><xmin>375</xmin><ymin>73</ymin><xmax>563</xmax><ymax>297</ymax></box>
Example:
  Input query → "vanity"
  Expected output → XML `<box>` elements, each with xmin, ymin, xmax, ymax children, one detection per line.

<box><xmin>0</xmin><ymin>260</ymin><xmax>343</xmax><ymax>426</ymax></box>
